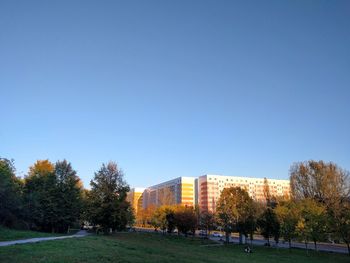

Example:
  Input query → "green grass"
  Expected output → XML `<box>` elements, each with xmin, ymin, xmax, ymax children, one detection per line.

<box><xmin>0</xmin><ymin>226</ymin><xmax>65</xmax><ymax>241</ymax></box>
<box><xmin>0</xmin><ymin>232</ymin><xmax>348</xmax><ymax>263</ymax></box>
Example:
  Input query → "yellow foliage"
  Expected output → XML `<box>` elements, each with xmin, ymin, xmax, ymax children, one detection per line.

<box><xmin>28</xmin><ymin>160</ymin><xmax>54</xmax><ymax>177</ymax></box>
<box><xmin>76</xmin><ymin>179</ymin><xmax>84</xmax><ymax>189</ymax></box>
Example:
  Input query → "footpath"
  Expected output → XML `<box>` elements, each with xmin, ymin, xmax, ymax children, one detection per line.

<box><xmin>0</xmin><ymin>230</ymin><xmax>89</xmax><ymax>247</ymax></box>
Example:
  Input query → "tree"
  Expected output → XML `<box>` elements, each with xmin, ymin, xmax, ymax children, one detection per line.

<box><xmin>290</xmin><ymin>160</ymin><xmax>350</xmax><ymax>207</ymax></box>
<box><xmin>87</xmin><ymin>162</ymin><xmax>133</xmax><ymax>233</ymax></box>
<box><xmin>239</xmin><ymin>200</ymin><xmax>258</xmax><ymax>245</ymax></box>
<box><xmin>150</xmin><ymin>210</ymin><xmax>161</xmax><ymax>231</ymax></box>
<box><xmin>80</xmin><ymin>188</ymin><xmax>91</xmax><ymax>226</ymax></box>
<box><xmin>257</xmin><ymin>207</ymin><xmax>280</xmax><ymax>246</ymax></box>
<box><xmin>329</xmin><ymin>200</ymin><xmax>350</xmax><ymax>255</ymax></box>
<box><xmin>216</xmin><ymin>187</ymin><xmax>254</xmax><ymax>243</ymax></box>
<box><xmin>23</xmin><ymin>160</ymin><xmax>56</xmax><ymax>232</ymax></box>
<box><xmin>174</xmin><ymin>206</ymin><xmax>197</xmax><ymax>237</ymax></box>
<box><xmin>199</xmin><ymin>211</ymin><xmax>216</xmax><ymax>237</ymax></box>
<box><xmin>139</xmin><ymin>204</ymin><xmax>156</xmax><ymax>227</ymax></box>
<box><xmin>151</xmin><ymin>205</ymin><xmax>176</xmax><ymax>234</ymax></box>
<box><xmin>263</xmin><ymin>177</ymin><xmax>277</xmax><ymax>208</ymax></box>
<box><xmin>53</xmin><ymin>160</ymin><xmax>83</xmax><ymax>233</ymax></box>
<box><xmin>28</xmin><ymin>160</ymin><xmax>55</xmax><ymax>178</ymax></box>
<box><xmin>166</xmin><ymin>209</ymin><xmax>176</xmax><ymax>234</ymax></box>
<box><xmin>22</xmin><ymin>159</ymin><xmax>84</xmax><ymax>233</ymax></box>
<box><xmin>275</xmin><ymin>200</ymin><xmax>300</xmax><ymax>248</ymax></box>
<box><xmin>290</xmin><ymin>160</ymin><xmax>350</xmax><ymax>254</ymax></box>
<box><xmin>0</xmin><ymin>158</ymin><xmax>23</xmax><ymax>227</ymax></box>
<box><xmin>296</xmin><ymin>198</ymin><xmax>327</xmax><ymax>252</ymax></box>
<box><xmin>263</xmin><ymin>177</ymin><xmax>271</xmax><ymax>205</ymax></box>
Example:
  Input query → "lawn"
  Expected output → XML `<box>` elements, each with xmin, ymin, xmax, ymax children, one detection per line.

<box><xmin>0</xmin><ymin>226</ymin><xmax>66</xmax><ymax>241</ymax></box>
<box><xmin>0</xmin><ymin>232</ymin><xmax>348</xmax><ymax>263</ymax></box>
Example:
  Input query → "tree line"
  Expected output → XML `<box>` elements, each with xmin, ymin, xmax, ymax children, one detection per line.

<box><xmin>1</xmin><ymin>158</ymin><xmax>350</xmax><ymax>254</ymax></box>
<box><xmin>135</xmin><ymin>160</ymin><xmax>350</xmax><ymax>255</ymax></box>
<box><xmin>0</xmin><ymin>158</ymin><xmax>134</xmax><ymax>234</ymax></box>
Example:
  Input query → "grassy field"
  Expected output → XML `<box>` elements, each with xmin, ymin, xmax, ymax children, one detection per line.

<box><xmin>0</xmin><ymin>232</ymin><xmax>348</xmax><ymax>263</ymax></box>
<box><xmin>0</xmin><ymin>226</ymin><xmax>67</xmax><ymax>241</ymax></box>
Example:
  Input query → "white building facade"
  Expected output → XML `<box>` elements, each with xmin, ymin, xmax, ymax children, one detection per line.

<box><xmin>198</xmin><ymin>174</ymin><xmax>290</xmax><ymax>212</ymax></box>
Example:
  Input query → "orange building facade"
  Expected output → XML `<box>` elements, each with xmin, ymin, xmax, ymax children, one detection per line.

<box><xmin>142</xmin><ymin>177</ymin><xmax>196</xmax><ymax>208</ymax></box>
<box><xmin>126</xmin><ymin>188</ymin><xmax>146</xmax><ymax>216</ymax></box>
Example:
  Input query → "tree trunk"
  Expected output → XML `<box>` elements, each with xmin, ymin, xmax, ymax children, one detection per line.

<box><xmin>346</xmin><ymin>242</ymin><xmax>350</xmax><ymax>256</ymax></box>
<box><xmin>314</xmin><ymin>240</ymin><xmax>317</xmax><ymax>251</ymax></box>
<box><xmin>288</xmin><ymin>239</ymin><xmax>291</xmax><ymax>249</ymax></box>
<box><xmin>225</xmin><ymin>232</ymin><xmax>230</xmax><ymax>243</ymax></box>
<box><xmin>305</xmin><ymin>241</ymin><xmax>308</xmax><ymax>255</ymax></box>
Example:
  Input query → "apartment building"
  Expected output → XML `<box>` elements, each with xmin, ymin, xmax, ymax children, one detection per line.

<box><xmin>198</xmin><ymin>174</ymin><xmax>290</xmax><ymax>212</ymax></box>
<box><xmin>142</xmin><ymin>177</ymin><xmax>196</xmax><ymax>208</ymax></box>
<box><xmin>126</xmin><ymin>188</ymin><xmax>146</xmax><ymax>216</ymax></box>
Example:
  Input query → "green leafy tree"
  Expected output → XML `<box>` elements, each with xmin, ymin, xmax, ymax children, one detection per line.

<box><xmin>0</xmin><ymin>158</ymin><xmax>23</xmax><ymax>227</ymax></box>
<box><xmin>151</xmin><ymin>205</ymin><xmax>168</xmax><ymax>234</ymax></box>
<box><xmin>150</xmin><ymin>211</ymin><xmax>161</xmax><ymax>231</ymax></box>
<box><xmin>216</xmin><ymin>187</ymin><xmax>254</xmax><ymax>243</ymax></box>
<box><xmin>216</xmin><ymin>188</ymin><xmax>239</xmax><ymax>243</ymax></box>
<box><xmin>275</xmin><ymin>200</ymin><xmax>300</xmax><ymax>248</ymax></box>
<box><xmin>174</xmin><ymin>206</ymin><xmax>197</xmax><ymax>237</ymax></box>
<box><xmin>151</xmin><ymin>206</ymin><xmax>175</xmax><ymax>234</ymax></box>
<box><xmin>87</xmin><ymin>162</ymin><xmax>133</xmax><ymax>233</ymax></box>
<box><xmin>80</xmin><ymin>188</ymin><xmax>91</xmax><ymax>226</ymax></box>
<box><xmin>166</xmin><ymin>209</ymin><xmax>176</xmax><ymax>234</ymax></box>
<box><xmin>296</xmin><ymin>198</ymin><xmax>327</xmax><ymax>251</ymax></box>
<box><xmin>23</xmin><ymin>160</ymin><xmax>57</xmax><ymax>232</ymax></box>
<box><xmin>199</xmin><ymin>211</ymin><xmax>216</xmax><ymax>237</ymax></box>
<box><xmin>239</xmin><ymin>200</ymin><xmax>258</xmax><ymax>245</ymax></box>
<box><xmin>296</xmin><ymin>217</ymin><xmax>309</xmax><ymax>252</ymax></box>
<box><xmin>328</xmin><ymin>200</ymin><xmax>350</xmax><ymax>255</ymax></box>
<box><xmin>54</xmin><ymin>160</ymin><xmax>83</xmax><ymax>233</ymax></box>
<box><xmin>257</xmin><ymin>207</ymin><xmax>280</xmax><ymax>246</ymax></box>
<box><xmin>290</xmin><ymin>160</ymin><xmax>350</xmax><ymax>254</ymax></box>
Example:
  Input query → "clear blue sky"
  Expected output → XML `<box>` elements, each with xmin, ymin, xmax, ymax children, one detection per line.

<box><xmin>1</xmin><ymin>0</ymin><xmax>349</xmax><ymax>188</ymax></box>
